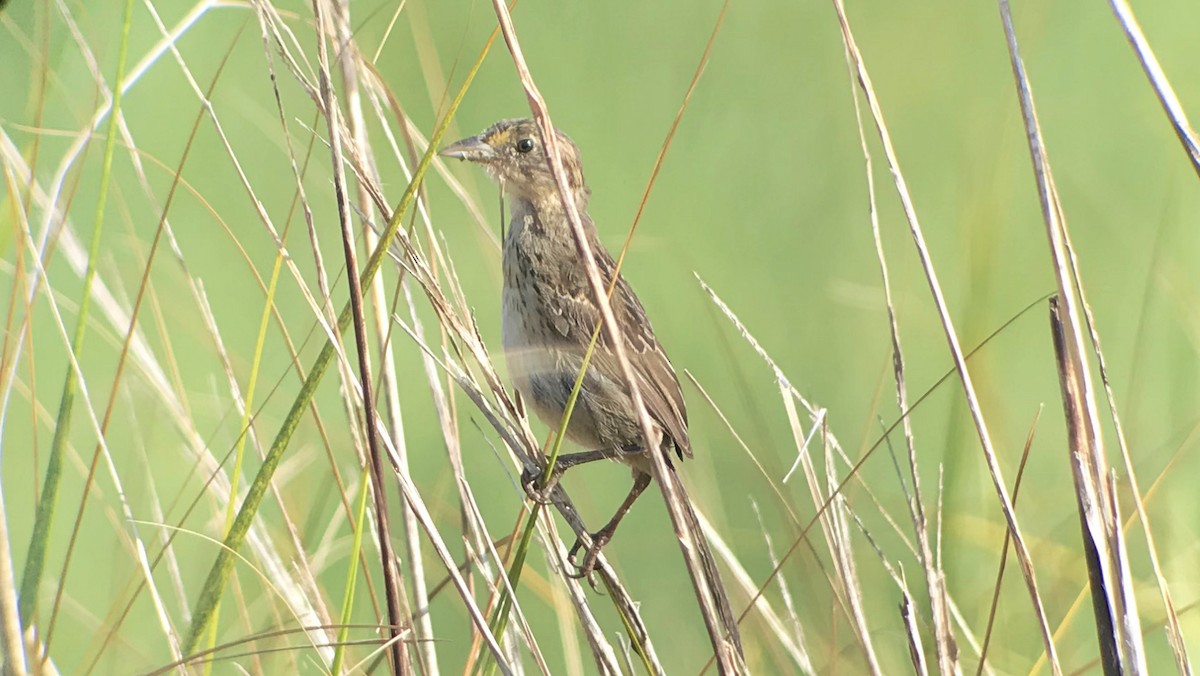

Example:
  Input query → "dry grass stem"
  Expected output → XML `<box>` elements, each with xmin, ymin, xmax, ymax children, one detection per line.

<box><xmin>829</xmin><ymin>0</ymin><xmax>1060</xmax><ymax>668</ymax></box>
<box><xmin>0</xmin><ymin>481</ymin><xmax>27</xmax><ymax>675</ymax></box>
<box><xmin>1049</xmin><ymin>301</ymin><xmax>1139</xmax><ymax>674</ymax></box>
<box><xmin>1054</xmin><ymin>140</ymin><xmax>1191</xmax><ymax>676</ymax></box>
<box><xmin>998</xmin><ymin>0</ymin><xmax>1152</xmax><ymax>671</ymax></box>
<box><xmin>780</xmin><ymin>388</ymin><xmax>881</xmax><ymax>673</ymax></box>
<box><xmin>327</xmin><ymin>0</ymin><xmax>436</xmax><ymax>669</ymax></box>
<box><xmin>1104</xmin><ymin>0</ymin><xmax>1200</xmax><ymax>175</ymax></box>
<box><xmin>701</xmin><ymin>505</ymin><xmax>815</xmax><ymax>674</ymax></box>
<box><xmin>977</xmin><ymin>407</ymin><xmax>1041</xmax><ymax>675</ymax></box>
<box><xmin>901</xmin><ymin>584</ymin><xmax>930</xmax><ymax>676</ymax></box>
<box><xmin>839</xmin><ymin>23</ymin><xmax>960</xmax><ymax>675</ymax></box>
<box><xmin>310</xmin><ymin>1</ymin><xmax>407</xmax><ymax>669</ymax></box>
<box><xmin>538</xmin><ymin>516</ymin><xmax>623</xmax><ymax>676</ymax></box>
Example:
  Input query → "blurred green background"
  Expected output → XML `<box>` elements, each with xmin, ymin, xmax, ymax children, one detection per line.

<box><xmin>1</xmin><ymin>0</ymin><xmax>1198</xmax><ymax>672</ymax></box>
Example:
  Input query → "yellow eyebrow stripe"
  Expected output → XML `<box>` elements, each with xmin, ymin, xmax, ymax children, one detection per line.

<box><xmin>487</xmin><ymin>127</ymin><xmax>513</xmax><ymax>145</ymax></box>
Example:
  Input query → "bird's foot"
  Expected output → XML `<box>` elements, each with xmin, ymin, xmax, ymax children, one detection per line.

<box><xmin>520</xmin><ymin>465</ymin><xmax>560</xmax><ymax>505</ymax></box>
<box><xmin>566</xmin><ymin>527</ymin><xmax>614</xmax><ymax>588</ymax></box>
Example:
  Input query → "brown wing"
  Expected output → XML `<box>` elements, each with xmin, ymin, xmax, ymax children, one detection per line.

<box><xmin>546</xmin><ymin>234</ymin><xmax>691</xmax><ymax>458</ymax></box>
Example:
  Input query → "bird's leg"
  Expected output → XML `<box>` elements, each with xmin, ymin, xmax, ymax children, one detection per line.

<box><xmin>520</xmin><ymin>445</ymin><xmax>641</xmax><ymax>504</ymax></box>
<box><xmin>568</xmin><ymin>471</ymin><xmax>653</xmax><ymax>582</ymax></box>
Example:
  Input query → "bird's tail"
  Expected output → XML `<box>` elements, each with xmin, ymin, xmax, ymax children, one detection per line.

<box><xmin>664</xmin><ymin>466</ymin><xmax>746</xmax><ymax>669</ymax></box>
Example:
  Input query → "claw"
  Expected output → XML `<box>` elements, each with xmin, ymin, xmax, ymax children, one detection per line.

<box><xmin>565</xmin><ymin>564</ymin><xmax>601</xmax><ymax>589</ymax></box>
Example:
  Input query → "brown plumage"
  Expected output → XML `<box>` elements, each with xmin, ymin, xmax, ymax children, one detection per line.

<box><xmin>442</xmin><ymin>119</ymin><xmax>688</xmax><ymax>473</ymax></box>
<box><xmin>441</xmin><ymin>118</ymin><xmax>742</xmax><ymax>658</ymax></box>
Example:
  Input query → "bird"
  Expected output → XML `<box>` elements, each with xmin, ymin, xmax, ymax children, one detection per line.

<box><xmin>440</xmin><ymin>118</ymin><xmax>743</xmax><ymax>658</ymax></box>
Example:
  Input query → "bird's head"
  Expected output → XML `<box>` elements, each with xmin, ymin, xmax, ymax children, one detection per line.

<box><xmin>440</xmin><ymin>118</ymin><xmax>587</xmax><ymax>204</ymax></box>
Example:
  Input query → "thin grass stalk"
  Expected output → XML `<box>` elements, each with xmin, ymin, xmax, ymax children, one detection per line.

<box><xmin>19</xmin><ymin>0</ymin><xmax>214</xmax><ymax>289</ymax></box>
<box><xmin>338</xmin><ymin>35</ymin><xmax>532</xmax><ymax>669</ymax></box>
<box><xmin>398</xmin><ymin>277</ymin><xmax>531</xmax><ymax>671</ymax></box>
<box><xmin>145</xmin><ymin>625</ymin><xmax>400</xmax><ymax>674</ymax></box>
<box><xmin>1012</xmin><ymin>431</ymin><xmax>1195</xmax><ymax>676</ymax></box>
<box><xmin>137</xmin><ymin>143</ymin><xmax>338</xmax><ymax>666</ymax></box>
<box><xmin>413</xmin><ymin>241</ymin><xmax>491</xmax><ymax>662</ymax></box>
<box><xmin>977</xmin><ymin>407</ymin><xmax>1042</xmax><ymax>675</ymax></box>
<box><xmin>180</xmin><ymin>43</ymin><xmax>505</xmax><ymax>663</ymax></box>
<box><xmin>821</xmin><ymin>425</ymin><xmax>886</xmax><ymax>675</ymax></box>
<box><xmin>0</xmin><ymin>141</ymin><xmax>35</xmax><ymax>676</ymax></box>
<box><xmin>18</xmin><ymin>0</ymin><xmax>52</xmax><ymax>229</ymax></box>
<box><xmin>311</xmin><ymin>0</ymin><xmax>409</xmax><ymax>671</ymax></box>
<box><xmin>228</xmin><ymin>570</ymin><xmax>265</xmax><ymax>674</ymax></box>
<box><xmin>901</xmin><ymin>581</ymin><xmax>930</xmax><ymax>676</ymax></box>
<box><xmin>713</xmin><ymin>505</ymin><xmax>816</xmax><ymax>674</ymax></box>
<box><xmin>203</xmin><ymin>148</ymin><xmax>291</xmax><ymax>671</ymax></box>
<box><xmin>834</xmin><ymin>479</ymin><xmax>927</xmax><ymax>657</ymax></box>
<box><xmin>1061</xmin><ymin>273</ymin><xmax>1191</xmax><ymax>673</ymax></box>
<box><xmin>250</xmin><ymin>17</ymin><xmax>384</xmax><ymax>640</ymax></box>
<box><xmin>74</xmin><ymin>399</ymin><xmax>182</xmax><ymax>666</ymax></box>
<box><xmin>0</xmin><ymin>479</ymin><xmax>26</xmax><ymax>675</ymax></box>
<box><xmin>1105</xmin><ymin>0</ymin><xmax>1200</xmax><ymax>176</ymax></box>
<box><xmin>389</xmin><ymin>238</ymin><xmax>536</xmax><ymax>670</ymax></box>
<box><xmin>547</xmin><ymin>567</ymin><xmax>586</xmax><ymax>676</ymax></box>
<box><xmin>136</xmin><ymin>12</ymin><xmax>362</xmax><ymax>654</ymax></box>
<box><xmin>779</xmin><ymin>390</ymin><xmax>881</xmax><ymax>674</ymax></box>
<box><xmin>597</xmin><ymin>575</ymin><xmax>657</xmax><ymax>676</ymax></box>
<box><xmin>398</xmin><ymin>234</ymin><xmax>520</xmax><ymax>672</ymax></box>
<box><xmin>840</xmin><ymin>23</ymin><xmax>959</xmax><ymax>676</ymax></box>
<box><xmin>485</xmin><ymin>3</ymin><xmax>743</xmax><ymax>670</ymax></box>
<box><xmin>112</xmin><ymin>15</ymin><xmax>337</xmax><ymax>662</ymax></box>
<box><xmin>691</xmin><ymin>371</ymin><xmax>866</xmax><ymax>627</ymax></box>
<box><xmin>156</xmin><ymin>98</ymin><xmax>343</xmax><ymax>667</ymax></box>
<box><xmin>330</xmin><ymin>0</ymin><xmax>435</xmax><ymax>670</ymax></box>
<box><xmin>538</xmin><ymin>516</ymin><xmax>620</xmax><ymax>675</ymax></box>
<box><xmin>696</xmin><ymin>284</ymin><xmax>883</xmax><ymax>676</ymax></box>
<box><xmin>997</xmin><ymin>2</ymin><xmax>1148</xmax><ymax>672</ymax></box>
<box><xmin>132</xmin><ymin>435</ymin><xmax>191</xmax><ymax>652</ymax></box>
<box><xmin>390</xmin><ymin>269</ymin><xmax>438</xmax><ymax>675</ymax></box>
<box><xmin>828</xmin><ymin>0</ymin><xmax>1061</xmax><ymax>668</ymax></box>
<box><xmin>705</xmin><ymin>363</ymin><xmax>917</xmax><ymax>629</ymax></box>
<box><xmin>945</xmin><ymin>598</ymin><xmax>994</xmax><ymax>676</ymax></box>
<box><xmin>617</xmin><ymin>0</ymin><xmax>730</xmax><ymax>266</ymax></box>
<box><xmin>17</xmin><ymin>0</ymin><xmax>134</xmax><ymax>636</ymax></box>
<box><xmin>331</xmin><ymin>467</ymin><xmax>374</xmax><ymax>674</ymax></box>
<box><xmin>464</xmin><ymin>513</ymin><xmax>552</xmax><ymax>676</ymax></box>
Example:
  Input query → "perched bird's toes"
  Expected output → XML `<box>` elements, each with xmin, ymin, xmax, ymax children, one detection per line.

<box><xmin>567</xmin><ymin>534</ymin><xmax>586</xmax><ymax>563</ymax></box>
<box><xmin>520</xmin><ymin>466</ymin><xmax>557</xmax><ymax>504</ymax></box>
<box><xmin>565</xmin><ymin>565</ymin><xmax>601</xmax><ymax>590</ymax></box>
<box><xmin>566</xmin><ymin>529</ymin><xmax>612</xmax><ymax>585</ymax></box>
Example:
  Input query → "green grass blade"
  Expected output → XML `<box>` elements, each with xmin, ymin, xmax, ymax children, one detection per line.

<box><xmin>17</xmin><ymin>0</ymin><xmax>135</xmax><ymax>628</ymax></box>
<box><xmin>199</xmin><ymin>223</ymin><xmax>291</xmax><ymax>672</ymax></box>
<box><xmin>331</xmin><ymin>466</ymin><xmax>373</xmax><ymax>674</ymax></box>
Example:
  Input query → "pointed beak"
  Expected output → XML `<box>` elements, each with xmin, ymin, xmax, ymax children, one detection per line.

<box><xmin>439</xmin><ymin>135</ymin><xmax>497</xmax><ymax>162</ymax></box>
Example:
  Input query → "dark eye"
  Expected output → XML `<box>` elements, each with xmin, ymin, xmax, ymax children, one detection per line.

<box><xmin>516</xmin><ymin>138</ymin><xmax>535</xmax><ymax>153</ymax></box>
